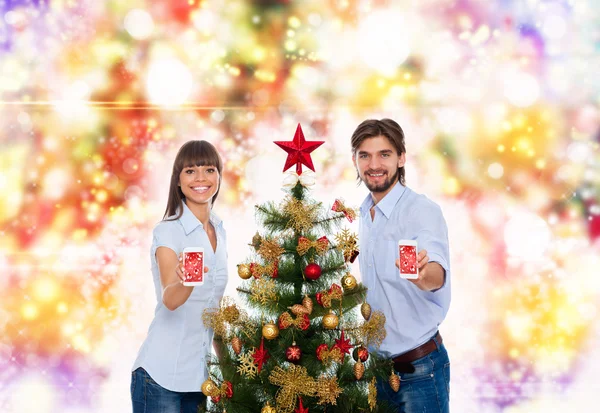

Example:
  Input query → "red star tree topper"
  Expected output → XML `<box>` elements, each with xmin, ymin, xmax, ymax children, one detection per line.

<box><xmin>274</xmin><ymin>123</ymin><xmax>324</xmax><ymax>175</ymax></box>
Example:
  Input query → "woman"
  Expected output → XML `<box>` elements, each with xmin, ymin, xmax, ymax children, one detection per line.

<box><xmin>131</xmin><ymin>140</ymin><xmax>228</xmax><ymax>412</ymax></box>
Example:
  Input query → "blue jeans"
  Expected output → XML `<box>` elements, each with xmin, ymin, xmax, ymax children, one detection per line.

<box><xmin>377</xmin><ymin>342</ymin><xmax>450</xmax><ymax>413</ymax></box>
<box><xmin>130</xmin><ymin>368</ymin><xmax>206</xmax><ymax>413</ymax></box>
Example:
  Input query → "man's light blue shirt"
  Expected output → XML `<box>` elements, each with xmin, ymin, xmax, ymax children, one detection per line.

<box><xmin>359</xmin><ymin>182</ymin><xmax>451</xmax><ymax>357</ymax></box>
<box><xmin>132</xmin><ymin>202</ymin><xmax>228</xmax><ymax>392</ymax></box>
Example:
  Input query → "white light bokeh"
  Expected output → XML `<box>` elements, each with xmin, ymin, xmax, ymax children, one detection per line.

<box><xmin>54</xmin><ymin>80</ymin><xmax>92</xmax><ymax>120</ymax></box>
<box><xmin>245</xmin><ymin>153</ymin><xmax>290</xmax><ymax>202</ymax></box>
<box><xmin>124</xmin><ymin>9</ymin><xmax>154</xmax><ymax>40</ymax></box>
<box><xmin>542</xmin><ymin>14</ymin><xmax>567</xmax><ymax>40</ymax></box>
<box><xmin>357</xmin><ymin>10</ymin><xmax>411</xmax><ymax>76</ymax></box>
<box><xmin>8</xmin><ymin>375</ymin><xmax>56</xmax><ymax>413</ymax></box>
<box><xmin>504</xmin><ymin>211</ymin><xmax>552</xmax><ymax>260</ymax></box>
<box><xmin>42</xmin><ymin>168</ymin><xmax>71</xmax><ymax>200</ymax></box>
<box><xmin>566</xmin><ymin>142</ymin><xmax>590</xmax><ymax>163</ymax></box>
<box><xmin>488</xmin><ymin>162</ymin><xmax>504</xmax><ymax>179</ymax></box>
<box><xmin>146</xmin><ymin>59</ymin><xmax>193</xmax><ymax>106</ymax></box>
<box><xmin>503</xmin><ymin>71</ymin><xmax>540</xmax><ymax>108</ymax></box>
<box><xmin>192</xmin><ymin>9</ymin><xmax>217</xmax><ymax>36</ymax></box>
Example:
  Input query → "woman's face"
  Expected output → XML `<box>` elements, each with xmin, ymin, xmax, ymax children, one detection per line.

<box><xmin>178</xmin><ymin>164</ymin><xmax>220</xmax><ymax>207</ymax></box>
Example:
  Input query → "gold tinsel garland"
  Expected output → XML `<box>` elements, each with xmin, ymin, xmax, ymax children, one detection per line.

<box><xmin>361</xmin><ymin>310</ymin><xmax>387</xmax><ymax>348</ymax></box>
<box><xmin>257</xmin><ymin>237</ymin><xmax>285</xmax><ymax>262</ymax></box>
<box><xmin>250</xmin><ymin>277</ymin><xmax>278</xmax><ymax>305</ymax></box>
<box><xmin>368</xmin><ymin>377</ymin><xmax>377</xmax><ymax>411</ymax></box>
<box><xmin>268</xmin><ymin>365</ymin><xmax>317</xmax><ymax>413</ymax></box>
<box><xmin>202</xmin><ymin>297</ymin><xmax>247</xmax><ymax>340</ymax></box>
<box><xmin>282</xmin><ymin>196</ymin><xmax>319</xmax><ymax>232</ymax></box>
<box><xmin>316</xmin><ymin>375</ymin><xmax>343</xmax><ymax>405</ymax></box>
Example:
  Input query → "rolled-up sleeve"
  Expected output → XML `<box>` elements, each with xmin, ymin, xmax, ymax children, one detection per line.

<box><xmin>414</xmin><ymin>202</ymin><xmax>450</xmax><ymax>288</ymax></box>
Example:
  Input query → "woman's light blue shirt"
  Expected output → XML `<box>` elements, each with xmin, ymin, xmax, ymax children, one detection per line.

<box><xmin>132</xmin><ymin>202</ymin><xmax>228</xmax><ymax>392</ymax></box>
<box><xmin>359</xmin><ymin>182</ymin><xmax>451</xmax><ymax>357</ymax></box>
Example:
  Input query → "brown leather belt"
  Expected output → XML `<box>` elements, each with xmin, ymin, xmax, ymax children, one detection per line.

<box><xmin>392</xmin><ymin>332</ymin><xmax>442</xmax><ymax>364</ymax></box>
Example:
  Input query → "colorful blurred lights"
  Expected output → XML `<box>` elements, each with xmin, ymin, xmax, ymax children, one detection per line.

<box><xmin>32</xmin><ymin>279</ymin><xmax>59</xmax><ymax>302</ymax></box>
<box><xmin>124</xmin><ymin>9</ymin><xmax>154</xmax><ymax>40</ymax></box>
<box><xmin>57</xmin><ymin>302</ymin><xmax>68</xmax><ymax>314</ymax></box>
<box><xmin>21</xmin><ymin>303</ymin><xmax>39</xmax><ymax>320</ymax></box>
<box><xmin>504</xmin><ymin>211</ymin><xmax>552</xmax><ymax>260</ymax></box>
<box><xmin>146</xmin><ymin>59</ymin><xmax>193</xmax><ymax>106</ymax></box>
<box><xmin>73</xmin><ymin>335</ymin><xmax>91</xmax><ymax>353</ymax></box>
<box><xmin>505</xmin><ymin>313</ymin><xmax>533</xmax><ymax>342</ymax></box>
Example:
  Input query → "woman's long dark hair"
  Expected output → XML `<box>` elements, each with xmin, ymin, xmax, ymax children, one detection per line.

<box><xmin>163</xmin><ymin>140</ymin><xmax>223</xmax><ymax>220</ymax></box>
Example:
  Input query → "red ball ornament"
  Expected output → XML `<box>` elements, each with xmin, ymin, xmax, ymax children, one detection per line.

<box><xmin>316</xmin><ymin>343</ymin><xmax>329</xmax><ymax>361</ymax></box>
<box><xmin>223</xmin><ymin>381</ymin><xmax>233</xmax><ymax>398</ymax></box>
<box><xmin>353</xmin><ymin>345</ymin><xmax>369</xmax><ymax>362</ymax></box>
<box><xmin>304</xmin><ymin>263</ymin><xmax>322</xmax><ymax>280</ymax></box>
<box><xmin>286</xmin><ymin>342</ymin><xmax>302</xmax><ymax>363</ymax></box>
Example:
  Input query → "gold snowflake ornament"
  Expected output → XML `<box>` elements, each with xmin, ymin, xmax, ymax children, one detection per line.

<box><xmin>250</xmin><ymin>277</ymin><xmax>278</xmax><ymax>305</ymax></box>
<box><xmin>237</xmin><ymin>350</ymin><xmax>258</xmax><ymax>379</ymax></box>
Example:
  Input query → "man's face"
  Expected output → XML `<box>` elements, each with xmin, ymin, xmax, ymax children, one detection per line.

<box><xmin>353</xmin><ymin>135</ymin><xmax>405</xmax><ymax>194</ymax></box>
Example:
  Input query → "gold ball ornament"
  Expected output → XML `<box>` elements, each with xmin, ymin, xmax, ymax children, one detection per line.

<box><xmin>201</xmin><ymin>379</ymin><xmax>218</xmax><ymax>397</ymax></box>
<box><xmin>389</xmin><ymin>372</ymin><xmax>401</xmax><ymax>392</ymax></box>
<box><xmin>361</xmin><ymin>302</ymin><xmax>372</xmax><ymax>320</ymax></box>
<box><xmin>354</xmin><ymin>360</ymin><xmax>365</xmax><ymax>380</ymax></box>
<box><xmin>341</xmin><ymin>273</ymin><xmax>357</xmax><ymax>291</ymax></box>
<box><xmin>262</xmin><ymin>322</ymin><xmax>280</xmax><ymax>340</ymax></box>
<box><xmin>322</xmin><ymin>310</ymin><xmax>339</xmax><ymax>329</ymax></box>
<box><xmin>261</xmin><ymin>403</ymin><xmax>277</xmax><ymax>413</ymax></box>
<box><xmin>237</xmin><ymin>263</ymin><xmax>252</xmax><ymax>280</ymax></box>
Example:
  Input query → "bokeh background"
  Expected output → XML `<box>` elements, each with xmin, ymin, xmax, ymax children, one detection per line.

<box><xmin>1</xmin><ymin>0</ymin><xmax>599</xmax><ymax>412</ymax></box>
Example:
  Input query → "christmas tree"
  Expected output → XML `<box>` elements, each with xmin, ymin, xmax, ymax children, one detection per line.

<box><xmin>199</xmin><ymin>125</ymin><xmax>396</xmax><ymax>413</ymax></box>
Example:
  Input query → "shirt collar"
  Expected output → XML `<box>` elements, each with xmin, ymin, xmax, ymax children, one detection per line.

<box><xmin>178</xmin><ymin>202</ymin><xmax>223</xmax><ymax>235</ymax></box>
<box><xmin>359</xmin><ymin>181</ymin><xmax>407</xmax><ymax>220</ymax></box>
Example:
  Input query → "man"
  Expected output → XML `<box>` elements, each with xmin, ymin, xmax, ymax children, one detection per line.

<box><xmin>351</xmin><ymin>118</ymin><xmax>451</xmax><ymax>413</ymax></box>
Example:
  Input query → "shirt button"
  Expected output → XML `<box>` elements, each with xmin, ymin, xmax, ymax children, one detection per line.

<box><xmin>368</xmin><ymin>264</ymin><xmax>372</xmax><ymax>267</ymax></box>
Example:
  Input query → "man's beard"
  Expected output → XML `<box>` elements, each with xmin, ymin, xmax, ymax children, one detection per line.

<box><xmin>363</xmin><ymin>168</ymin><xmax>399</xmax><ymax>193</ymax></box>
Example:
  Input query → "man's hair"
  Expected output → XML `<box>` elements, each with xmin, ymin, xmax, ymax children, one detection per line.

<box><xmin>350</xmin><ymin>118</ymin><xmax>406</xmax><ymax>185</ymax></box>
